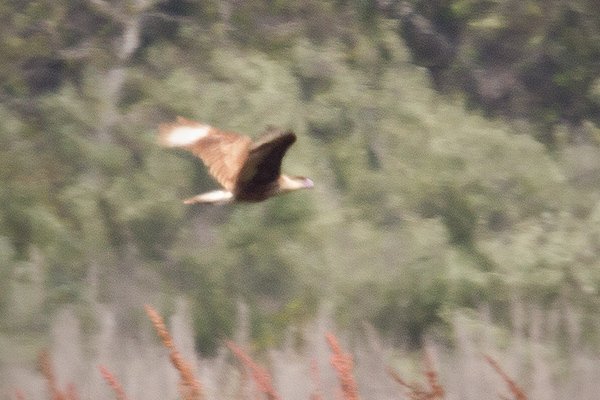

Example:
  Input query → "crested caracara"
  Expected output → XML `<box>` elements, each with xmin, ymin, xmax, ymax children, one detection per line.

<box><xmin>159</xmin><ymin>117</ymin><xmax>314</xmax><ymax>204</ymax></box>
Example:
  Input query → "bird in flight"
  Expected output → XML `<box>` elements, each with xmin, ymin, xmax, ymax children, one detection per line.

<box><xmin>159</xmin><ymin>117</ymin><xmax>314</xmax><ymax>204</ymax></box>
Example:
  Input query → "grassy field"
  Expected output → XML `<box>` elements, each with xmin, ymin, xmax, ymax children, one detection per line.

<box><xmin>7</xmin><ymin>299</ymin><xmax>598</xmax><ymax>400</ymax></box>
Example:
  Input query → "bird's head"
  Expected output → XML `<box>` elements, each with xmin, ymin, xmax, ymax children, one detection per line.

<box><xmin>278</xmin><ymin>175</ymin><xmax>314</xmax><ymax>193</ymax></box>
<box><xmin>298</xmin><ymin>177</ymin><xmax>314</xmax><ymax>189</ymax></box>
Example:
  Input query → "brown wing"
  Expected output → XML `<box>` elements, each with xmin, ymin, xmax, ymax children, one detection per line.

<box><xmin>159</xmin><ymin>117</ymin><xmax>252</xmax><ymax>191</ymax></box>
<box><xmin>235</xmin><ymin>127</ymin><xmax>297</xmax><ymax>194</ymax></box>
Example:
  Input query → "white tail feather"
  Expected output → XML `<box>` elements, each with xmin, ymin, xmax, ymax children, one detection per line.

<box><xmin>164</xmin><ymin>126</ymin><xmax>210</xmax><ymax>147</ymax></box>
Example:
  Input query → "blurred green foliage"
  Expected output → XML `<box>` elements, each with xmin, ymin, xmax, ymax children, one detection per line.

<box><xmin>1</xmin><ymin>0</ymin><xmax>600</xmax><ymax>358</ymax></box>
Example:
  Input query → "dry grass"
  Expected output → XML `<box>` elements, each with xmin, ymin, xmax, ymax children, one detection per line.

<box><xmin>16</xmin><ymin>351</ymin><xmax>81</xmax><ymax>400</ymax></box>
<box><xmin>16</xmin><ymin>306</ymin><xmax>535</xmax><ymax>400</ymax></box>
<box><xmin>310</xmin><ymin>359</ymin><xmax>324</xmax><ymax>400</ymax></box>
<box><xmin>98</xmin><ymin>365</ymin><xmax>130</xmax><ymax>400</ymax></box>
<box><xmin>144</xmin><ymin>304</ymin><xmax>205</xmax><ymax>400</ymax></box>
<box><xmin>225</xmin><ymin>340</ymin><xmax>282</xmax><ymax>400</ymax></box>
<box><xmin>65</xmin><ymin>383</ymin><xmax>80</xmax><ymax>400</ymax></box>
<box><xmin>386</xmin><ymin>350</ymin><xmax>444</xmax><ymax>400</ymax></box>
<box><xmin>325</xmin><ymin>333</ymin><xmax>360</xmax><ymax>400</ymax></box>
<box><xmin>38</xmin><ymin>350</ymin><xmax>66</xmax><ymax>400</ymax></box>
<box><xmin>422</xmin><ymin>351</ymin><xmax>444</xmax><ymax>400</ymax></box>
<box><xmin>14</xmin><ymin>389</ymin><xmax>27</xmax><ymax>400</ymax></box>
<box><xmin>484</xmin><ymin>354</ymin><xmax>528</xmax><ymax>400</ymax></box>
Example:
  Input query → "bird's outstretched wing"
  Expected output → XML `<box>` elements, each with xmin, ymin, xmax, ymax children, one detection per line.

<box><xmin>158</xmin><ymin>117</ymin><xmax>252</xmax><ymax>191</ymax></box>
<box><xmin>236</xmin><ymin>127</ymin><xmax>297</xmax><ymax>192</ymax></box>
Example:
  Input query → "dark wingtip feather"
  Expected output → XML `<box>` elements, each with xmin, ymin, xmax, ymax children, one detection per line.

<box><xmin>253</xmin><ymin>127</ymin><xmax>296</xmax><ymax>149</ymax></box>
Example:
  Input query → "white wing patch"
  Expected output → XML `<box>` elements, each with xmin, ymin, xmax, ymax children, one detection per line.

<box><xmin>184</xmin><ymin>190</ymin><xmax>234</xmax><ymax>204</ymax></box>
<box><xmin>164</xmin><ymin>126</ymin><xmax>210</xmax><ymax>147</ymax></box>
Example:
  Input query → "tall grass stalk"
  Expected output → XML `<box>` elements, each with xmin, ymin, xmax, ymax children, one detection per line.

<box><xmin>225</xmin><ymin>340</ymin><xmax>282</xmax><ymax>400</ymax></box>
<box><xmin>39</xmin><ymin>350</ymin><xmax>66</xmax><ymax>400</ymax></box>
<box><xmin>144</xmin><ymin>305</ymin><xmax>205</xmax><ymax>400</ymax></box>
<box><xmin>310</xmin><ymin>359</ymin><xmax>324</xmax><ymax>400</ymax></box>
<box><xmin>484</xmin><ymin>354</ymin><xmax>528</xmax><ymax>400</ymax></box>
<box><xmin>325</xmin><ymin>333</ymin><xmax>360</xmax><ymax>400</ymax></box>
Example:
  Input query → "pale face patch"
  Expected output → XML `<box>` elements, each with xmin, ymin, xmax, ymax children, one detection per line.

<box><xmin>165</xmin><ymin>125</ymin><xmax>210</xmax><ymax>147</ymax></box>
<box><xmin>302</xmin><ymin>178</ymin><xmax>314</xmax><ymax>189</ymax></box>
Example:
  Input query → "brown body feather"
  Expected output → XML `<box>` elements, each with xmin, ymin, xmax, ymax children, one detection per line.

<box><xmin>158</xmin><ymin>117</ymin><xmax>313</xmax><ymax>203</ymax></box>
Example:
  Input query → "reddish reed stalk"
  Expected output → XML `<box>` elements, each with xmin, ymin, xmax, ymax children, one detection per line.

<box><xmin>225</xmin><ymin>340</ymin><xmax>282</xmax><ymax>400</ymax></box>
<box><xmin>423</xmin><ymin>351</ymin><xmax>444</xmax><ymax>400</ymax></box>
<box><xmin>484</xmin><ymin>354</ymin><xmax>528</xmax><ymax>400</ymax></box>
<box><xmin>14</xmin><ymin>389</ymin><xmax>27</xmax><ymax>400</ymax></box>
<box><xmin>98</xmin><ymin>365</ymin><xmax>130</xmax><ymax>400</ymax></box>
<box><xmin>325</xmin><ymin>333</ymin><xmax>360</xmax><ymax>400</ymax></box>
<box><xmin>144</xmin><ymin>305</ymin><xmax>205</xmax><ymax>400</ymax></box>
<box><xmin>310</xmin><ymin>359</ymin><xmax>324</xmax><ymax>400</ymax></box>
<box><xmin>39</xmin><ymin>350</ymin><xmax>65</xmax><ymax>400</ymax></box>
<box><xmin>386</xmin><ymin>350</ymin><xmax>444</xmax><ymax>400</ymax></box>
<box><xmin>386</xmin><ymin>366</ymin><xmax>425</xmax><ymax>398</ymax></box>
<box><xmin>65</xmin><ymin>383</ymin><xmax>80</xmax><ymax>400</ymax></box>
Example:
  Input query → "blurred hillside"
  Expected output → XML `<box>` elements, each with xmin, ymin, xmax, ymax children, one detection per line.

<box><xmin>2</xmin><ymin>0</ymin><xmax>600</xmax><ymax>397</ymax></box>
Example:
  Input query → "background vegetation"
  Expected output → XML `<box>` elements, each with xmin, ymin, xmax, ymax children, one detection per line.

<box><xmin>2</xmin><ymin>0</ymin><xmax>600</xmax><ymax>397</ymax></box>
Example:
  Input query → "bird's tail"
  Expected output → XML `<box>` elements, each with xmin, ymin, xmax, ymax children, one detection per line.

<box><xmin>183</xmin><ymin>190</ymin><xmax>234</xmax><ymax>204</ymax></box>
